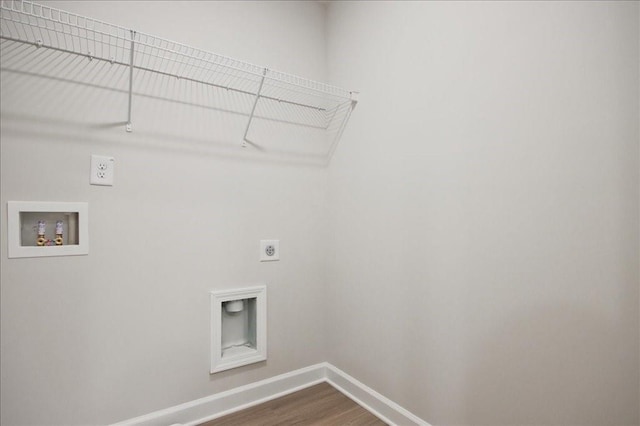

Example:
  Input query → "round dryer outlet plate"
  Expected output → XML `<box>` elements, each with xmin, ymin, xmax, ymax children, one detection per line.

<box><xmin>259</xmin><ymin>240</ymin><xmax>279</xmax><ymax>261</ymax></box>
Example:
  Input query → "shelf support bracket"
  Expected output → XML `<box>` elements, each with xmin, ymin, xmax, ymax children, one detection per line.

<box><xmin>242</xmin><ymin>68</ymin><xmax>268</xmax><ymax>147</ymax></box>
<box><xmin>126</xmin><ymin>30</ymin><xmax>136</xmax><ymax>133</ymax></box>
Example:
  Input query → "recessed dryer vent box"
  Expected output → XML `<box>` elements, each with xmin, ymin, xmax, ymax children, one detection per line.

<box><xmin>210</xmin><ymin>285</ymin><xmax>267</xmax><ymax>373</ymax></box>
<box><xmin>7</xmin><ymin>201</ymin><xmax>89</xmax><ymax>258</ymax></box>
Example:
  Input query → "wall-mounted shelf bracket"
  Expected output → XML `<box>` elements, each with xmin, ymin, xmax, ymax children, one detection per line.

<box><xmin>126</xmin><ymin>29</ymin><xmax>135</xmax><ymax>133</ymax></box>
<box><xmin>242</xmin><ymin>68</ymin><xmax>268</xmax><ymax>148</ymax></box>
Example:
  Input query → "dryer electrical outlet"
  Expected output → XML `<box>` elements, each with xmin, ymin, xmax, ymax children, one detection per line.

<box><xmin>260</xmin><ymin>240</ymin><xmax>279</xmax><ymax>262</ymax></box>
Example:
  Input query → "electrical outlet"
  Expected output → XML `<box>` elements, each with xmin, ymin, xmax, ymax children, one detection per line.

<box><xmin>90</xmin><ymin>155</ymin><xmax>115</xmax><ymax>186</ymax></box>
<box><xmin>260</xmin><ymin>240</ymin><xmax>280</xmax><ymax>262</ymax></box>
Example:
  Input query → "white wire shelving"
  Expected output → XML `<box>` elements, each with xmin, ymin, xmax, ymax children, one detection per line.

<box><xmin>0</xmin><ymin>0</ymin><xmax>358</xmax><ymax>161</ymax></box>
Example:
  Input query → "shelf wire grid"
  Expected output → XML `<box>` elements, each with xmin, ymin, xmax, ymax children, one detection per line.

<box><xmin>0</xmin><ymin>0</ymin><xmax>356</xmax><ymax>160</ymax></box>
<box><xmin>0</xmin><ymin>0</ymin><xmax>132</xmax><ymax>65</ymax></box>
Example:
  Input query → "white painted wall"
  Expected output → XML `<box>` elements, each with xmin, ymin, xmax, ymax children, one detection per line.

<box><xmin>0</xmin><ymin>2</ymin><xmax>329</xmax><ymax>424</ymax></box>
<box><xmin>325</xmin><ymin>2</ymin><xmax>639</xmax><ymax>425</ymax></box>
<box><xmin>2</xmin><ymin>2</ymin><xmax>639</xmax><ymax>426</ymax></box>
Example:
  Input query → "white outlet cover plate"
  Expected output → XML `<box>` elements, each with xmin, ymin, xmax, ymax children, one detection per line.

<box><xmin>260</xmin><ymin>240</ymin><xmax>280</xmax><ymax>262</ymax></box>
<box><xmin>90</xmin><ymin>155</ymin><xmax>115</xmax><ymax>186</ymax></box>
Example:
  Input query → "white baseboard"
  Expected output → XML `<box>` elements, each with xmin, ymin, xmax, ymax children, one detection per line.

<box><xmin>110</xmin><ymin>362</ymin><xmax>430</xmax><ymax>426</ymax></box>
<box><xmin>324</xmin><ymin>363</ymin><xmax>429</xmax><ymax>426</ymax></box>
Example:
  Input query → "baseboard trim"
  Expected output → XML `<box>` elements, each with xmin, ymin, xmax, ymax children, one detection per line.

<box><xmin>325</xmin><ymin>363</ymin><xmax>429</xmax><ymax>426</ymax></box>
<box><xmin>110</xmin><ymin>362</ymin><xmax>429</xmax><ymax>426</ymax></box>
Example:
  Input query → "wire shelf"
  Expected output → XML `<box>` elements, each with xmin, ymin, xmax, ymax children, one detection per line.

<box><xmin>0</xmin><ymin>0</ymin><xmax>357</xmax><ymax>162</ymax></box>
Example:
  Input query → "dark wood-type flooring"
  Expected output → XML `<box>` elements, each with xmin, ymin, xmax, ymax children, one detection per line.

<box><xmin>199</xmin><ymin>382</ymin><xmax>387</xmax><ymax>426</ymax></box>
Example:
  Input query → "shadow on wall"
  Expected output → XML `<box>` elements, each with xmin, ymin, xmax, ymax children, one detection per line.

<box><xmin>0</xmin><ymin>40</ymin><xmax>343</xmax><ymax>166</ymax></box>
<box><xmin>462</xmin><ymin>304</ymin><xmax>637</xmax><ymax>426</ymax></box>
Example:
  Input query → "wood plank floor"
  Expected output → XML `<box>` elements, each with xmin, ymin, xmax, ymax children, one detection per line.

<box><xmin>199</xmin><ymin>382</ymin><xmax>387</xmax><ymax>426</ymax></box>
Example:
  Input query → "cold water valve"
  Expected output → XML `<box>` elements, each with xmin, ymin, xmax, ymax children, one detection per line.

<box><xmin>54</xmin><ymin>220</ymin><xmax>64</xmax><ymax>245</ymax></box>
<box><xmin>36</xmin><ymin>221</ymin><xmax>46</xmax><ymax>246</ymax></box>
